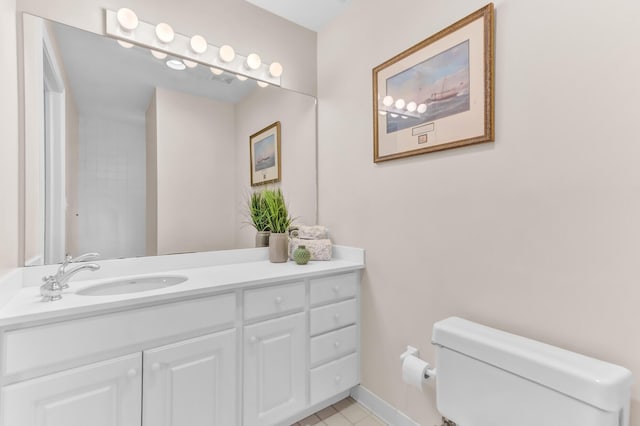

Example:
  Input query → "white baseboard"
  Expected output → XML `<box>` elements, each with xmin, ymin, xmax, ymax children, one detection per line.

<box><xmin>350</xmin><ymin>385</ymin><xmax>420</xmax><ymax>426</ymax></box>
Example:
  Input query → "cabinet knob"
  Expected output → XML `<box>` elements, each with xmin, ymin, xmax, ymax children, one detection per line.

<box><xmin>333</xmin><ymin>285</ymin><xmax>340</xmax><ymax>293</ymax></box>
<box><xmin>127</xmin><ymin>368</ymin><xmax>137</xmax><ymax>378</ymax></box>
<box><xmin>335</xmin><ymin>375</ymin><xmax>342</xmax><ymax>383</ymax></box>
<box><xmin>249</xmin><ymin>336</ymin><xmax>258</xmax><ymax>343</ymax></box>
<box><xmin>151</xmin><ymin>362</ymin><xmax>161</xmax><ymax>372</ymax></box>
<box><xmin>275</xmin><ymin>296</ymin><xmax>283</xmax><ymax>304</ymax></box>
<box><xmin>334</xmin><ymin>340</ymin><xmax>341</xmax><ymax>348</ymax></box>
<box><xmin>333</xmin><ymin>313</ymin><xmax>341</xmax><ymax>321</ymax></box>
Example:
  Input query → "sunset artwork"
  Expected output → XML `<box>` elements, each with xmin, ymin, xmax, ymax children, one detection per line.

<box><xmin>254</xmin><ymin>135</ymin><xmax>276</xmax><ymax>171</ymax></box>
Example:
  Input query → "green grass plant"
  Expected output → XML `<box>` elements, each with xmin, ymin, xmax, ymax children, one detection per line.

<box><xmin>262</xmin><ymin>188</ymin><xmax>292</xmax><ymax>234</ymax></box>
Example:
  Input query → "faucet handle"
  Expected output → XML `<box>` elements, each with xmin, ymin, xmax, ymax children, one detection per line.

<box><xmin>69</xmin><ymin>252</ymin><xmax>100</xmax><ymax>263</ymax></box>
<box><xmin>56</xmin><ymin>253</ymin><xmax>100</xmax><ymax>277</ymax></box>
<box><xmin>40</xmin><ymin>276</ymin><xmax>63</xmax><ymax>301</ymax></box>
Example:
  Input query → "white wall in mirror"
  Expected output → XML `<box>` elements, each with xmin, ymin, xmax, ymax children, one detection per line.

<box><xmin>150</xmin><ymin>87</ymin><xmax>236</xmax><ymax>256</ymax></box>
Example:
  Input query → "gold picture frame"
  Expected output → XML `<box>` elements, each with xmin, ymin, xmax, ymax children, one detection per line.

<box><xmin>373</xmin><ymin>3</ymin><xmax>495</xmax><ymax>162</ymax></box>
<box><xmin>250</xmin><ymin>121</ymin><xmax>281</xmax><ymax>186</ymax></box>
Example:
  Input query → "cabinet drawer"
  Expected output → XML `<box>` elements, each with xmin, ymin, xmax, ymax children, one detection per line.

<box><xmin>310</xmin><ymin>299</ymin><xmax>357</xmax><ymax>336</ymax></box>
<box><xmin>310</xmin><ymin>353</ymin><xmax>358</xmax><ymax>406</ymax></box>
<box><xmin>310</xmin><ymin>273</ymin><xmax>357</xmax><ymax>306</ymax></box>
<box><xmin>3</xmin><ymin>293</ymin><xmax>236</xmax><ymax>377</ymax></box>
<box><xmin>310</xmin><ymin>325</ymin><xmax>357</xmax><ymax>367</ymax></box>
<box><xmin>244</xmin><ymin>281</ymin><xmax>305</xmax><ymax>321</ymax></box>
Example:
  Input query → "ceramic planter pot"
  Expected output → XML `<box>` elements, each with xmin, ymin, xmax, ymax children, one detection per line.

<box><xmin>268</xmin><ymin>233</ymin><xmax>289</xmax><ymax>263</ymax></box>
<box><xmin>255</xmin><ymin>231</ymin><xmax>270</xmax><ymax>248</ymax></box>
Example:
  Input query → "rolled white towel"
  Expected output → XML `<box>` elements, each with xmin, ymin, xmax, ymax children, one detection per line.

<box><xmin>289</xmin><ymin>238</ymin><xmax>332</xmax><ymax>261</ymax></box>
<box><xmin>293</xmin><ymin>225</ymin><xmax>329</xmax><ymax>240</ymax></box>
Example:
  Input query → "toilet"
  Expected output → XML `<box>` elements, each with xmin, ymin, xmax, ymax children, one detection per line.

<box><xmin>431</xmin><ymin>317</ymin><xmax>633</xmax><ymax>426</ymax></box>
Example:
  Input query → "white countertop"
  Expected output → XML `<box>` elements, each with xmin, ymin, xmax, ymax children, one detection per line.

<box><xmin>0</xmin><ymin>246</ymin><xmax>365</xmax><ymax>328</ymax></box>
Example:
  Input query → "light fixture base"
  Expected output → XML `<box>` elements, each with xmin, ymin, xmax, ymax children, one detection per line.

<box><xmin>105</xmin><ymin>9</ymin><xmax>282</xmax><ymax>87</ymax></box>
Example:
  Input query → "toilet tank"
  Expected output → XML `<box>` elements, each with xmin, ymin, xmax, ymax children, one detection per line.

<box><xmin>432</xmin><ymin>317</ymin><xmax>633</xmax><ymax>426</ymax></box>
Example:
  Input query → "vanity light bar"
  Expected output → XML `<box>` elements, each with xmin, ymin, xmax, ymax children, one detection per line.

<box><xmin>105</xmin><ymin>9</ymin><xmax>282</xmax><ymax>87</ymax></box>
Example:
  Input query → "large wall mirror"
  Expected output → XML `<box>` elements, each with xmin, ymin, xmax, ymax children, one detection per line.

<box><xmin>22</xmin><ymin>14</ymin><xmax>317</xmax><ymax>266</ymax></box>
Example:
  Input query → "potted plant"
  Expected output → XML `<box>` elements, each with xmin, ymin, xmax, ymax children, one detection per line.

<box><xmin>248</xmin><ymin>191</ymin><xmax>270</xmax><ymax>247</ymax></box>
<box><xmin>262</xmin><ymin>188</ymin><xmax>292</xmax><ymax>263</ymax></box>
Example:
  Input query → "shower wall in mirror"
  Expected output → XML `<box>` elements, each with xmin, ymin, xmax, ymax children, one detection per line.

<box><xmin>22</xmin><ymin>14</ymin><xmax>317</xmax><ymax>266</ymax></box>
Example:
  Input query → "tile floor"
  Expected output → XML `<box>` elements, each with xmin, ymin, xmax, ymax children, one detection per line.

<box><xmin>292</xmin><ymin>397</ymin><xmax>386</xmax><ymax>426</ymax></box>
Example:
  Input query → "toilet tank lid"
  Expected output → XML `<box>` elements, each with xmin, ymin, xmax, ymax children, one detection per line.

<box><xmin>432</xmin><ymin>317</ymin><xmax>633</xmax><ymax>412</ymax></box>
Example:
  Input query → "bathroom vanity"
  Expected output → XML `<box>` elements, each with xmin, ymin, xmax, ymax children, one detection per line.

<box><xmin>0</xmin><ymin>246</ymin><xmax>365</xmax><ymax>426</ymax></box>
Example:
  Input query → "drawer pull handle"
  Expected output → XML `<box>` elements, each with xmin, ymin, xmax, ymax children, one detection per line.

<box><xmin>333</xmin><ymin>285</ymin><xmax>340</xmax><ymax>293</ymax></box>
<box><xmin>333</xmin><ymin>313</ymin><xmax>341</xmax><ymax>321</ymax></box>
<box><xmin>335</xmin><ymin>375</ymin><xmax>341</xmax><ymax>383</ymax></box>
<box><xmin>275</xmin><ymin>296</ymin><xmax>283</xmax><ymax>304</ymax></box>
<box><xmin>249</xmin><ymin>336</ymin><xmax>258</xmax><ymax>343</ymax></box>
<box><xmin>151</xmin><ymin>362</ymin><xmax>161</xmax><ymax>372</ymax></box>
<box><xmin>127</xmin><ymin>368</ymin><xmax>137</xmax><ymax>378</ymax></box>
<box><xmin>334</xmin><ymin>341</ymin><xmax>341</xmax><ymax>348</ymax></box>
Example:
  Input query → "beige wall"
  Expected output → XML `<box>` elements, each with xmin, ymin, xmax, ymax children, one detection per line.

<box><xmin>145</xmin><ymin>92</ymin><xmax>158</xmax><ymax>256</ymax></box>
<box><xmin>154</xmin><ymin>87</ymin><xmax>236</xmax><ymax>255</ymax></box>
<box><xmin>21</xmin><ymin>14</ymin><xmax>44</xmax><ymax>265</ymax></box>
<box><xmin>0</xmin><ymin>0</ymin><xmax>19</xmax><ymax>277</ymax></box>
<box><xmin>234</xmin><ymin>86</ymin><xmax>317</xmax><ymax>247</ymax></box>
<box><xmin>15</xmin><ymin>0</ymin><xmax>317</xmax><ymax>95</ymax></box>
<box><xmin>65</xmin><ymin>84</ymin><xmax>79</xmax><ymax>256</ymax></box>
<box><xmin>318</xmin><ymin>0</ymin><xmax>640</xmax><ymax>424</ymax></box>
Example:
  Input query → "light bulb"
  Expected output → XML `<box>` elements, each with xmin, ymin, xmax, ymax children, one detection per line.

<box><xmin>395</xmin><ymin>99</ymin><xmax>405</xmax><ymax>109</ymax></box>
<box><xmin>150</xmin><ymin>50</ymin><xmax>167</xmax><ymax>59</ymax></box>
<box><xmin>236</xmin><ymin>75</ymin><xmax>248</xmax><ymax>81</ymax></box>
<box><xmin>166</xmin><ymin>59</ymin><xmax>186</xmax><ymax>71</ymax></box>
<box><xmin>219</xmin><ymin>45</ymin><xmax>235</xmax><ymax>63</ymax></box>
<box><xmin>382</xmin><ymin>96</ymin><xmax>394</xmax><ymax>107</ymax></box>
<box><xmin>155</xmin><ymin>23</ymin><xmax>175</xmax><ymax>44</ymax></box>
<box><xmin>417</xmin><ymin>103</ymin><xmax>427</xmax><ymax>114</ymax></box>
<box><xmin>183</xmin><ymin>59</ymin><xmax>198</xmax><ymax>68</ymax></box>
<box><xmin>190</xmin><ymin>35</ymin><xmax>207</xmax><ymax>54</ymax></box>
<box><xmin>390</xmin><ymin>113</ymin><xmax>399</xmax><ymax>118</ymax></box>
<box><xmin>117</xmin><ymin>40</ymin><xmax>134</xmax><ymax>49</ymax></box>
<box><xmin>116</xmin><ymin>8</ymin><xmax>138</xmax><ymax>32</ymax></box>
<box><xmin>257</xmin><ymin>81</ymin><xmax>269</xmax><ymax>88</ymax></box>
<box><xmin>210</xmin><ymin>67</ymin><xmax>224</xmax><ymax>75</ymax></box>
<box><xmin>406</xmin><ymin>101</ymin><xmax>417</xmax><ymax>112</ymax></box>
<box><xmin>269</xmin><ymin>62</ymin><xmax>283</xmax><ymax>78</ymax></box>
<box><xmin>246</xmin><ymin>53</ymin><xmax>261</xmax><ymax>70</ymax></box>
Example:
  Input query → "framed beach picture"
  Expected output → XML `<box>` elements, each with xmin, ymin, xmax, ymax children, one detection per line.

<box><xmin>372</xmin><ymin>3</ymin><xmax>495</xmax><ymax>162</ymax></box>
<box><xmin>250</xmin><ymin>121</ymin><xmax>281</xmax><ymax>186</ymax></box>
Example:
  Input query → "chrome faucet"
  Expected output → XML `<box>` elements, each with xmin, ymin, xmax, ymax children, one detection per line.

<box><xmin>40</xmin><ymin>252</ymin><xmax>101</xmax><ymax>302</ymax></box>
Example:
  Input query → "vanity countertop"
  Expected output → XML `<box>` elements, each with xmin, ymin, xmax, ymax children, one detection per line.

<box><xmin>0</xmin><ymin>246</ymin><xmax>365</xmax><ymax>328</ymax></box>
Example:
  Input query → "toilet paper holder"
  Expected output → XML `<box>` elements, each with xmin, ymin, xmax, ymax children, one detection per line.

<box><xmin>400</xmin><ymin>346</ymin><xmax>437</xmax><ymax>379</ymax></box>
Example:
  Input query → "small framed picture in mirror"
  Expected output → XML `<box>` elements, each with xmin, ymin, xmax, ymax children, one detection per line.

<box><xmin>250</xmin><ymin>121</ymin><xmax>281</xmax><ymax>186</ymax></box>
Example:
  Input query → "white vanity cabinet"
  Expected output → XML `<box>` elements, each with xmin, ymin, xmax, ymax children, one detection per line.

<box><xmin>309</xmin><ymin>274</ymin><xmax>360</xmax><ymax>406</ymax></box>
<box><xmin>1</xmin><ymin>353</ymin><xmax>142</xmax><ymax>426</ymax></box>
<box><xmin>0</xmin><ymin>294</ymin><xmax>237</xmax><ymax>426</ymax></box>
<box><xmin>0</xmin><ymin>264</ymin><xmax>363</xmax><ymax>426</ymax></box>
<box><xmin>243</xmin><ymin>281</ymin><xmax>307</xmax><ymax>426</ymax></box>
<box><xmin>243</xmin><ymin>312</ymin><xmax>306</xmax><ymax>426</ymax></box>
<box><xmin>143</xmin><ymin>330</ymin><xmax>237</xmax><ymax>426</ymax></box>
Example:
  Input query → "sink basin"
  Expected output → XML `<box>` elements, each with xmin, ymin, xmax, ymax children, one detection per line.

<box><xmin>76</xmin><ymin>275</ymin><xmax>187</xmax><ymax>296</ymax></box>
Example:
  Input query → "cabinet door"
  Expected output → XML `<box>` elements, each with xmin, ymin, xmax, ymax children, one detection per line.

<box><xmin>1</xmin><ymin>353</ymin><xmax>142</xmax><ymax>426</ymax></box>
<box><xmin>243</xmin><ymin>312</ymin><xmax>306</xmax><ymax>426</ymax></box>
<box><xmin>143</xmin><ymin>330</ymin><xmax>236</xmax><ymax>426</ymax></box>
